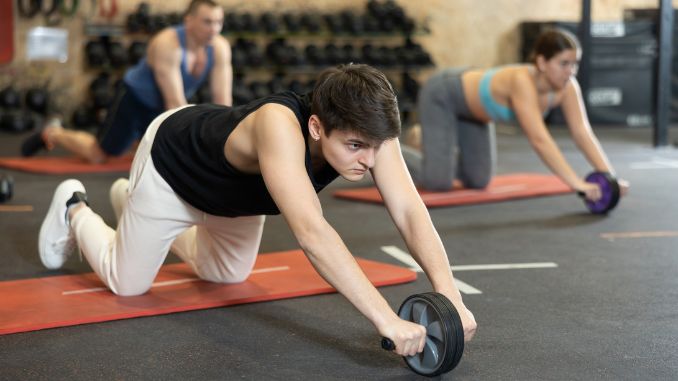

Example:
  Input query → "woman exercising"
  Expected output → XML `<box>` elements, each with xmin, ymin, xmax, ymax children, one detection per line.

<box><xmin>402</xmin><ymin>29</ymin><xmax>629</xmax><ymax>200</ymax></box>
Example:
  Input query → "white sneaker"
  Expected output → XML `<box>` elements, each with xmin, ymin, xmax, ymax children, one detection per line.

<box><xmin>39</xmin><ymin>179</ymin><xmax>86</xmax><ymax>269</ymax></box>
<box><xmin>109</xmin><ymin>178</ymin><xmax>129</xmax><ymax>224</ymax></box>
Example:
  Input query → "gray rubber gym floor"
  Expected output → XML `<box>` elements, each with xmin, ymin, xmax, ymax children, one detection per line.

<box><xmin>1</xmin><ymin>124</ymin><xmax>677</xmax><ymax>380</ymax></box>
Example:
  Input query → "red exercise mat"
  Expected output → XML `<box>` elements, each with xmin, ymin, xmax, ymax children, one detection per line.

<box><xmin>0</xmin><ymin>155</ymin><xmax>133</xmax><ymax>174</ymax></box>
<box><xmin>334</xmin><ymin>173</ymin><xmax>573</xmax><ymax>208</ymax></box>
<box><xmin>0</xmin><ymin>250</ymin><xmax>416</xmax><ymax>335</ymax></box>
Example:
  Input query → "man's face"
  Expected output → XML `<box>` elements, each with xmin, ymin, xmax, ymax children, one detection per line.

<box><xmin>185</xmin><ymin>4</ymin><xmax>224</xmax><ymax>44</ymax></box>
<box><xmin>319</xmin><ymin>128</ymin><xmax>383</xmax><ymax>182</ymax></box>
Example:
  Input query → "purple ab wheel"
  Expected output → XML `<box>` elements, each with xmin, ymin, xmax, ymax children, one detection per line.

<box><xmin>583</xmin><ymin>172</ymin><xmax>620</xmax><ymax>214</ymax></box>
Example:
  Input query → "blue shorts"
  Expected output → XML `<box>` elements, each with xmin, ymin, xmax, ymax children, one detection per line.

<box><xmin>98</xmin><ymin>84</ymin><xmax>162</xmax><ymax>156</ymax></box>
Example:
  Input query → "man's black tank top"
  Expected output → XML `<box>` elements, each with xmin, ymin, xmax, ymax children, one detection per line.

<box><xmin>151</xmin><ymin>91</ymin><xmax>339</xmax><ymax>217</ymax></box>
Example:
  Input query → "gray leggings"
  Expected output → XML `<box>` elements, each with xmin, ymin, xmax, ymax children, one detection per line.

<box><xmin>403</xmin><ymin>68</ymin><xmax>496</xmax><ymax>191</ymax></box>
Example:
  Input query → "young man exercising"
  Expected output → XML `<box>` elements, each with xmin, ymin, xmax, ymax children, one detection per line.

<box><xmin>38</xmin><ymin>64</ymin><xmax>476</xmax><ymax>357</ymax></box>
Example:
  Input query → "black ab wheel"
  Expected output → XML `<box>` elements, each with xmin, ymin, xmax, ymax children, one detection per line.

<box><xmin>382</xmin><ymin>292</ymin><xmax>464</xmax><ymax>377</ymax></box>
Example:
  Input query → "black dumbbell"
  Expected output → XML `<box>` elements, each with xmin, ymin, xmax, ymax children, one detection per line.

<box><xmin>361</xmin><ymin>44</ymin><xmax>380</xmax><ymax>65</ymax></box>
<box><xmin>305</xmin><ymin>44</ymin><xmax>327</xmax><ymax>66</ymax></box>
<box><xmin>128</xmin><ymin>41</ymin><xmax>147</xmax><ymax>65</ymax></box>
<box><xmin>288</xmin><ymin>79</ymin><xmax>305</xmax><ymax>95</ymax></box>
<box><xmin>340</xmin><ymin>10</ymin><xmax>363</xmax><ymax>35</ymax></box>
<box><xmin>167</xmin><ymin>12</ymin><xmax>181</xmax><ymax>26</ymax></box>
<box><xmin>578</xmin><ymin>171</ymin><xmax>621</xmax><ymax>214</ymax></box>
<box><xmin>0</xmin><ymin>85</ymin><xmax>21</xmax><ymax>109</ymax></box>
<box><xmin>126</xmin><ymin>13</ymin><xmax>143</xmax><ymax>33</ymax></box>
<box><xmin>89</xmin><ymin>73</ymin><xmax>114</xmax><ymax>109</ymax></box>
<box><xmin>85</xmin><ymin>40</ymin><xmax>107</xmax><ymax>67</ymax></box>
<box><xmin>300</xmin><ymin>13</ymin><xmax>321</xmax><ymax>34</ymax></box>
<box><xmin>232</xmin><ymin>79</ymin><xmax>254</xmax><ymax>106</ymax></box>
<box><xmin>260</xmin><ymin>12</ymin><xmax>279</xmax><ymax>34</ymax></box>
<box><xmin>324</xmin><ymin>13</ymin><xmax>343</xmax><ymax>34</ymax></box>
<box><xmin>25</xmin><ymin>87</ymin><xmax>49</xmax><ymax>115</ymax></box>
<box><xmin>324</xmin><ymin>43</ymin><xmax>346</xmax><ymax>65</ymax></box>
<box><xmin>342</xmin><ymin>44</ymin><xmax>362</xmax><ymax>64</ymax></box>
<box><xmin>72</xmin><ymin>104</ymin><xmax>95</xmax><ymax>129</ymax></box>
<box><xmin>381</xmin><ymin>292</ymin><xmax>464</xmax><ymax>377</ymax></box>
<box><xmin>0</xmin><ymin>110</ymin><xmax>36</xmax><ymax>133</ymax></box>
<box><xmin>401</xmin><ymin>72</ymin><xmax>420</xmax><ymax>101</ymax></box>
<box><xmin>250</xmin><ymin>81</ymin><xmax>270</xmax><ymax>100</ymax></box>
<box><xmin>267</xmin><ymin>75</ymin><xmax>287</xmax><ymax>94</ymax></box>
<box><xmin>0</xmin><ymin>173</ymin><xmax>13</xmax><ymax>203</ymax></box>
<box><xmin>224</xmin><ymin>12</ymin><xmax>242</xmax><ymax>33</ymax></box>
<box><xmin>152</xmin><ymin>14</ymin><xmax>170</xmax><ymax>32</ymax></box>
<box><xmin>108</xmin><ymin>41</ymin><xmax>127</xmax><ymax>68</ymax></box>
<box><xmin>240</xmin><ymin>13</ymin><xmax>259</xmax><ymax>33</ymax></box>
<box><xmin>282</xmin><ymin>13</ymin><xmax>301</xmax><ymax>33</ymax></box>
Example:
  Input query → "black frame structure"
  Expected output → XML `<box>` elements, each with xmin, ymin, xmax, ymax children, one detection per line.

<box><xmin>579</xmin><ymin>0</ymin><xmax>673</xmax><ymax>147</ymax></box>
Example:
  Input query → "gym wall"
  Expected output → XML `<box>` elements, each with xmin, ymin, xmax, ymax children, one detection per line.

<box><xmin>3</xmin><ymin>0</ymin><xmax>675</xmax><ymax>118</ymax></box>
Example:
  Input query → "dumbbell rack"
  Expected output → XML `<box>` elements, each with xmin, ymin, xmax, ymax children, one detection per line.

<box><xmin>220</xmin><ymin>3</ymin><xmax>434</xmax><ymax>126</ymax></box>
<box><xmin>77</xmin><ymin>1</ymin><xmax>434</xmax><ymax>130</ymax></box>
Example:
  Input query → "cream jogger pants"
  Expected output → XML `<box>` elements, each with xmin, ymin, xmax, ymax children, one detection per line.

<box><xmin>70</xmin><ymin>106</ymin><xmax>266</xmax><ymax>296</ymax></box>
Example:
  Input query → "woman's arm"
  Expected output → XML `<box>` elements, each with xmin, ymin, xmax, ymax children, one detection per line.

<box><xmin>511</xmin><ymin>70</ymin><xmax>600</xmax><ymax>199</ymax></box>
<box><xmin>372</xmin><ymin>137</ymin><xmax>477</xmax><ymax>341</ymax></box>
<box><xmin>560</xmin><ymin>78</ymin><xmax>614</xmax><ymax>172</ymax></box>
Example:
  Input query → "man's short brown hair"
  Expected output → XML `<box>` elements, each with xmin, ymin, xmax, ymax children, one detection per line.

<box><xmin>311</xmin><ymin>64</ymin><xmax>401</xmax><ymax>143</ymax></box>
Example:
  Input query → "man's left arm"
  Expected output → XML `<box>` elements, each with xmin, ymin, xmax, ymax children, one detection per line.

<box><xmin>372</xmin><ymin>138</ymin><xmax>477</xmax><ymax>341</ymax></box>
<box><xmin>209</xmin><ymin>36</ymin><xmax>233</xmax><ymax>106</ymax></box>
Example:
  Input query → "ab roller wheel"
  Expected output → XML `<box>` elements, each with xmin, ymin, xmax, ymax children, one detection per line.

<box><xmin>381</xmin><ymin>292</ymin><xmax>464</xmax><ymax>377</ymax></box>
<box><xmin>578</xmin><ymin>171</ymin><xmax>620</xmax><ymax>214</ymax></box>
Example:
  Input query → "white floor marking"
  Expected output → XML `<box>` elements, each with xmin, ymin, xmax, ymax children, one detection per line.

<box><xmin>454</xmin><ymin>280</ymin><xmax>482</xmax><ymax>295</ymax></box>
<box><xmin>629</xmin><ymin>157</ymin><xmax>678</xmax><ymax>170</ymax></box>
<box><xmin>380</xmin><ymin>245</ymin><xmax>421</xmax><ymax>271</ymax></box>
<box><xmin>380</xmin><ymin>246</ymin><xmax>558</xmax><ymax>295</ymax></box>
<box><xmin>600</xmin><ymin>231</ymin><xmax>678</xmax><ymax>240</ymax></box>
<box><xmin>62</xmin><ymin>266</ymin><xmax>290</xmax><ymax>296</ymax></box>
<box><xmin>452</xmin><ymin>263</ymin><xmax>558</xmax><ymax>271</ymax></box>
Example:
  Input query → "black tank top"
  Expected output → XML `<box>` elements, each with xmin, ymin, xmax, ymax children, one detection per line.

<box><xmin>151</xmin><ymin>91</ymin><xmax>339</xmax><ymax>217</ymax></box>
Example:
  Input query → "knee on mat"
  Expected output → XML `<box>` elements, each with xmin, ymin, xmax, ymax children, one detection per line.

<box><xmin>217</xmin><ymin>272</ymin><xmax>250</xmax><ymax>284</ymax></box>
<box><xmin>110</xmin><ymin>282</ymin><xmax>151</xmax><ymax>297</ymax></box>
<box><xmin>199</xmin><ymin>268</ymin><xmax>251</xmax><ymax>284</ymax></box>
<box><xmin>421</xmin><ymin>179</ymin><xmax>454</xmax><ymax>192</ymax></box>
<box><xmin>463</xmin><ymin>175</ymin><xmax>492</xmax><ymax>189</ymax></box>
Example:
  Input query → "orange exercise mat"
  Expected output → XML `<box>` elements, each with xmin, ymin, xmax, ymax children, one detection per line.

<box><xmin>0</xmin><ymin>156</ymin><xmax>133</xmax><ymax>174</ymax></box>
<box><xmin>334</xmin><ymin>173</ymin><xmax>573</xmax><ymax>208</ymax></box>
<box><xmin>0</xmin><ymin>250</ymin><xmax>416</xmax><ymax>335</ymax></box>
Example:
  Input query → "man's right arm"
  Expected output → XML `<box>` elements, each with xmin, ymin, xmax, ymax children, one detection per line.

<box><xmin>208</xmin><ymin>36</ymin><xmax>233</xmax><ymax>106</ymax></box>
<box><xmin>147</xmin><ymin>30</ymin><xmax>188</xmax><ymax>110</ymax></box>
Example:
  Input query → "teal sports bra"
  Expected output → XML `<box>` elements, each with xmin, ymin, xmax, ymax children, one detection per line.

<box><xmin>478</xmin><ymin>67</ymin><xmax>554</xmax><ymax>123</ymax></box>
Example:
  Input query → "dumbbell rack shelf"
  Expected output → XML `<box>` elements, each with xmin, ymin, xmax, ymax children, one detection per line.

<box><xmin>78</xmin><ymin>1</ymin><xmax>432</xmax><ymax>127</ymax></box>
